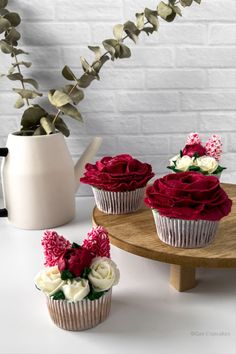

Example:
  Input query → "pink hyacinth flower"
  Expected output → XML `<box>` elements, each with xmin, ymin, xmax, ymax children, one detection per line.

<box><xmin>186</xmin><ymin>132</ymin><xmax>201</xmax><ymax>146</ymax></box>
<box><xmin>42</xmin><ymin>230</ymin><xmax>71</xmax><ymax>267</ymax></box>
<box><xmin>82</xmin><ymin>226</ymin><xmax>110</xmax><ymax>258</ymax></box>
<box><xmin>205</xmin><ymin>134</ymin><xmax>223</xmax><ymax>161</ymax></box>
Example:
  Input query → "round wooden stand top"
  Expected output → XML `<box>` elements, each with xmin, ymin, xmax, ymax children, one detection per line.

<box><xmin>93</xmin><ymin>184</ymin><xmax>236</xmax><ymax>268</ymax></box>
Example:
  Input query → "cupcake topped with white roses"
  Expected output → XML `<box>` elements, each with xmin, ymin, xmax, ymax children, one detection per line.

<box><xmin>35</xmin><ymin>227</ymin><xmax>119</xmax><ymax>331</ymax></box>
<box><xmin>167</xmin><ymin>132</ymin><xmax>226</xmax><ymax>177</ymax></box>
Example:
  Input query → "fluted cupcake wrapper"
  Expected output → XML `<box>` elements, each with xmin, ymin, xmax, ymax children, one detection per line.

<box><xmin>92</xmin><ymin>187</ymin><xmax>145</xmax><ymax>214</ymax></box>
<box><xmin>46</xmin><ymin>290</ymin><xmax>112</xmax><ymax>331</ymax></box>
<box><xmin>152</xmin><ymin>210</ymin><xmax>219</xmax><ymax>248</ymax></box>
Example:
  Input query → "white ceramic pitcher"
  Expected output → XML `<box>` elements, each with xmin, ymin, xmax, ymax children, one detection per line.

<box><xmin>0</xmin><ymin>133</ymin><xmax>102</xmax><ymax>230</ymax></box>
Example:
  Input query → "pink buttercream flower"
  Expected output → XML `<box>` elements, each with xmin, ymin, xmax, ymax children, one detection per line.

<box><xmin>186</xmin><ymin>132</ymin><xmax>201</xmax><ymax>146</ymax></box>
<box><xmin>82</xmin><ymin>226</ymin><xmax>110</xmax><ymax>258</ymax></box>
<box><xmin>41</xmin><ymin>231</ymin><xmax>71</xmax><ymax>267</ymax></box>
<box><xmin>205</xmin><ymin>134</ymin><xmax>223</xmax><ymax>161</ymax></box>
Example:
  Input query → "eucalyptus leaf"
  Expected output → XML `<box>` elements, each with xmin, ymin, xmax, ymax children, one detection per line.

<box><xmin>180</xmin><ymin>0</ymin><xmax>193</xmax><ymax>6</ymax></box>
<box><xmin>80</xmin><ymin>57</ymin><xmax>98</xmax><ymax>78</ymax></box>
<box><xmin>144</xmin><ymin>8</ymin><xmax>159</xmax><ymax>31</ymax></box>
<box><xmin>142</xmin><ymin>27</ymin><xmax>156</xmax><ymax>35</ymax></box>
<box><xmin>40</xmin><ymin>117</ymin><xmax>55</xmax><ymax>135</ymax></box>
<box><xmin>0</xmin><ymin>17</ymin><xmax>10</xmax><ymax>33</ymax></box>
<box><xmin>0</xmin><ymin>0</ymin><xmax>8</xmax><ymax>10</ymax></box>
<box><xmin>88</xmin><ymin>45</ymin><xmax>102</xmax><ymax>61</ymax></box>
<box><xmin>59</xmin><ymin>103</ymin><xmax>83</xmax><ymax>122</ymax></box>
<box><xmin>33</xmin><ymin>126</ymin><xmax>45</xmax><ymax>136</ymax></box>
<box><xmin>171</xmin><ymin>5</ymin><xmax>182</xmax><ymax>16</ymax></box>
<box><xmin>102</xmin><ymin>39</ymin><xmax>118</xmax><ymax>61</ymax></box>
<box><xmin>4</xmin><ymin>12</ymin><xmax>21</xmax><ymax>27</ymax></box>
<box><xmin>113</xmin><ymin>24</ymin><xmax>124</xmax><ymax>41</ymax></box>
<box><xmin>62</xmin><ymin>65</ymin><xmax>76</xmax><ymax>81</ymax></box>
<box><xmin>77</xmin><ymin>73</ymin><xmax>96</xmax><ymax>88</ymax></box>
<box><xmin>63</xmin><ymin>85</ymin><xmax>84</xmax><ymax>105</ymax></box>
<box><xmin>48</xmin><ymin>89</ymin><xmax>73</xmax><ymax>107</ymax></box>
<box><xmin>12</xmin><ymin>61</ymin><xmax>32</xmax><ymax>68</ymax></box>
<box><xmin>157</xmin><ymin>2</ymin><xmax>176</xmax><ymax>22</ymax></box>
<box><xmin>23</xmin><ymin>78</ymin><xmax>39</xmax><ymax>89</ymax></box>
<box><xmin>21</xmin><ymin>105</ymin><xmax>46</xmax><ymax>128</ymax></box>
<box><xmin>13</xmin><ymin>48</ymin><xmax>29</xmax><ymax>56</ymax></box>
<box><xmin>124</xmin><ymin>21</ymin><xmax>140</xmax><ymax>43</ymax></box>
<box><xmin>14</xmin><ymin>96</ymin><xmax>24</xmax><ymax>109</ymax></box>
<box><xmin>118</xmin><ymin>44</ymin><xmax>131</xmax><ymax>59</ymax></box>
<box><xmin>0</xmin><ymin>8</ymin><xmax>8</xmax><ymax>15</ymax></box>
<box><xmin>92</xmin><ymin>55</ymin><xmax>109</xmax><ymax>73</ymax></box>
<box><xmin>5</xmin><ymin>27</ymin><xmax>21</xmax><ymax>44</ymax></box>
<box><xmin>54</xmin><ymin>117</ymin><xmax>70</xmax><ymax>137</ymax></box>
<box><xmin>135</xmin><ymin>12</ymin><xmax>145</xmax><ymax>30</ymax></box>
<box><xmin>80</xmin><ymin>56</ymin><xmax>95</xmax><ymax>74</ymax></box>
<box><xmin>7</xmin><ymin>72</ymin><xmax>23</xmax><ymax>81</ymax></box>
<box><xmin>157</xmin><ymin>1</ymin><xmax>172</xmax><ymax>18</ymax></box>
<box><xmin>194</xmin><ymin>0</ymin><xmax>201</xmax><ymax>3</ymax></box>
<box><xmin>13</xmin><ymin>88</ymin><xmax>42</xmax><ymax>99</ymax></box>
<box><xmin>0</xmin><ymin>40</ymin><xmax>13</xmax><ymax>54</ymax></box>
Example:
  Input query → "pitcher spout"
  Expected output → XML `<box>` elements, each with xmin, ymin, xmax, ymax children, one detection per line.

<box><xmin>74</xmin><ymin>137</ymin><xmax>102</xmax><ymax>193</ymax></box>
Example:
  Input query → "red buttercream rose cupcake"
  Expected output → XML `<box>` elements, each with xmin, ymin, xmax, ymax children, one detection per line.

<box><xmin>145</xmin><ymin>172</ymin><xmax>232</xmax><ymax>248</ymax></box>
<box><xmin>81</xmin><ymin>154</ymin><xmax>154</xmax><ymax>214</ymax></box>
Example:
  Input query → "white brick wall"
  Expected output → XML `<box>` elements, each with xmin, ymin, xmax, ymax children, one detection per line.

<box><xmin>0</xmin><ymin>0</ymin><xmax>236</xmax><ymax>197</ymax></box>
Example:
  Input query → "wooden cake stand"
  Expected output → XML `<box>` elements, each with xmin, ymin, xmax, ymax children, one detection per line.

<box><xmin>93</xmin><ymin>184</ymin><xmax>236</xmax><ymax>292</ymax></box>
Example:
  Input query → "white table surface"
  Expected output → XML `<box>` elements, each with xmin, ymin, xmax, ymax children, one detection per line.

<box><xmin>0</xmin><ymin>197</ymin><xmax>235</xmax><ymax>354</ymax></box>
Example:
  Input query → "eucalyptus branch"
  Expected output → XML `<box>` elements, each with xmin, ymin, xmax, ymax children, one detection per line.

<box><xmin>0</xmin><ymin>0</ymin><xmax>42</xmax><ymax>112</ymax></box>
<box><xmin>13</xmin><ymin>52</ymin><xmax>29</xmax><ymax>106</ymax></box>
<box><xmin>0</xmin><ymin>0</ymin><xmax>201</xmax><ymax>137</ymax></box>
<box><xmin>51</xmin><ymin>33</ymin><xmax>132</xmax><ymax>126</ymax></box>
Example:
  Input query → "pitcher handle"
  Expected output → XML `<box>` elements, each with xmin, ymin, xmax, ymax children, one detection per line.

<box><xmin>0</xmin><ymin>148</ymin><xmax>8</xmax><ymax>217</ymax></box>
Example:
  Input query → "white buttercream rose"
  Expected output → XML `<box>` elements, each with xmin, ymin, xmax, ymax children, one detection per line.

<box><xmin>34</xmin><ymin>266</ymin><xmax>65</xmax><ymax>296</ymax></box>
<box><xmin>88</xmin><ymin>257</ymin><xmax>120</xmax><ymax>292</ymax></box>
<box><xmin>175</xmin><ymin>155</ymin><xmax>194</xmax><ymax>172</ymax></box>
<box><xmin>62</xmin><ymin>278</ymin><xmax>90</xmax><ymax>302</ymax></box>
<box><xmin>196</xmin><ymin>156</ymin><xmax>218</xmax><ymax>174</ymax></box>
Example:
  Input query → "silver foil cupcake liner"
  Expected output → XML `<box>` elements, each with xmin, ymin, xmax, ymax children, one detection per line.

<box><xmin>152</xmin><ymin>210</ymin><xmax>219</xmax><ymax>248</ymax></box>
<box><xmin>46</xmin><ymin>289</ymin><xmax>112</xmax><ymax>331</ymax></box>
<box><xmin>92</xmin><ymin>187</ymin><xmax>145</xmax><ymax>214</ymax></box>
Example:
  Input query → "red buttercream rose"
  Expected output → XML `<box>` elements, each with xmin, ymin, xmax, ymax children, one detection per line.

<box><xmin>145</xmin><ymin>171</ymin><xmax>232</xmax><ymax>221</ymax></box>
<box><xmin>58</xmin><ymin>247</ymin><xmax>94</xmax><ymax>277</ymax></box>
<box><xmin>182</xmin><ymin>143</ymin><xmax>206</xmax><ymax>157</ymax></box>
<box><xmin>80</xmin><ymin>154</ymin><xmax>154</xmax><ymax>192</ymax></box>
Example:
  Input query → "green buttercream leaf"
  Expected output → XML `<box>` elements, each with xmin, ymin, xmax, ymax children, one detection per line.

<box><xmin>82</xmin><ymin>267</ymin><xmax>91</xmax><ymax>280</ymax></box>
<box><xmin>71</xmin><ymin>242</ymin><xmax>81</xmax><ymax>249</ymax></box>
<box><xmin>52</xmin><ymin>290</ymin><xmax>65</xmax><ymax>300</ymax></box>
<box><xmin>61</xmin><ymin>269</ymin><xmax>74</xmax><ymax>280</ymax></box>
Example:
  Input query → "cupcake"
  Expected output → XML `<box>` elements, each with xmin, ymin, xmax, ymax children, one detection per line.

<box><xmin>80</xmin><ymin>154</ymin><xmax>154</xmax><ymax>214</ymax></box>
<box><xmin>167</xmin><ymin>132</ymin><xmax>226</xmax><ymax>178</ymax></box>
<box><xmin>35</xmin><ymin>227</ymin><xmax>119</xmax><ymax>331</ymax></box>
<box><xmin>145</xmin><ymin>172</ymin><xmax>232</xmax><ymax>248</ymax></box>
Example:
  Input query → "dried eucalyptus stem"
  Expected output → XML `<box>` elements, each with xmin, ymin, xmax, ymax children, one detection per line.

<box><xmin>0</xmin><ymin>0</ymin><xmax>201</xmax><ymax>136</ymax></box>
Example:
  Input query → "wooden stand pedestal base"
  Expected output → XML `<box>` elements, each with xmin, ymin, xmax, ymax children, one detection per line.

<box><xmin>92</xmin><ymin>183</ymin><xmax>236</xmax><ymax>292</ymax></box>
<box><xmin>170</xmin><ymin>265</ymin><xmax>196</xmax><ymax>292</ymax></box>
